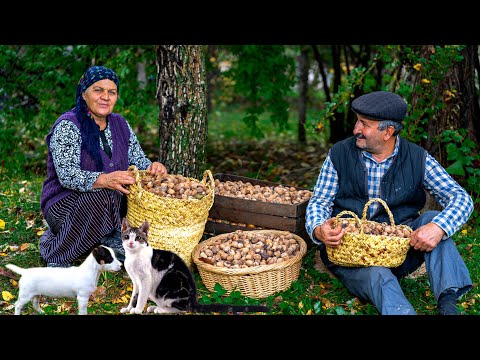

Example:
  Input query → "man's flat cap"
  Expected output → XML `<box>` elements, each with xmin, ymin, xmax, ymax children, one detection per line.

<box><xmin>351</xmin><ymin>91</ymin><xmax>407</xmax><ymax>122</ymax></box>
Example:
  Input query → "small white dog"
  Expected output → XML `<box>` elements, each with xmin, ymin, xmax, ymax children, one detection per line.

<box><xmin>6</xmin><ymin>245</ymin><xmax>122</xmax><ymax>315</ymax></box>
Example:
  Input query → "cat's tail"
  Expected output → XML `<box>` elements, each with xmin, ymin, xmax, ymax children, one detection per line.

<box><xmin>193</xmin><ymin>303</ymin><xmax>270</xmax><ymax>314</ymax></box>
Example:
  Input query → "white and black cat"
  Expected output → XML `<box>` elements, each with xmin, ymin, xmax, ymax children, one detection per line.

<box><xmin>120</xmin><ymin>218</ymin><xmax>270</xmax><ymax>315</ymax></box>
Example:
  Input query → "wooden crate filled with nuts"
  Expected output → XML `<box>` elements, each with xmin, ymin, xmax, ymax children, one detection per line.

<box><xmin>205</xmin><ymin>174</ymin><xmax>313</xmax><ymax>241</ymax></box>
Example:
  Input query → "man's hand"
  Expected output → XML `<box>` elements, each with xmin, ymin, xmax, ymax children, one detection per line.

<box><xmin>313</xmin><ymin>218</ymin><xmax>345</xmax><ymax>248</ymax></box>
<box><xmin>409</xmin><ymin>222</ymin><xmax>444</xmax><ymax>252</ymax></box>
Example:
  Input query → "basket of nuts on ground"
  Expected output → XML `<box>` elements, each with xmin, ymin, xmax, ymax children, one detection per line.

<box><xmin>192</xmin><ymin>229</ymin><xmax>307</xmax><ymax>299</ymax></box>
<box><xmin>126</xmin><ymin>166</ymin><xmax>215</xmax><ymax>268</ymax></box>
<box><xmin>327</xmin><ymin>198</ymin><xmax>412</xmax><ymax>268</ymax></box>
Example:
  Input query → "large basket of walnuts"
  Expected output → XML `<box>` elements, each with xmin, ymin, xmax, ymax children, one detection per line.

<box><xmin>192</xmin><ymin>229</ymin><xmax>307</xmax><ymax>299</ymax></box>
<box><xmin>326</xmin><ymin>198</ymin><xmax>412</xmax><ymax>268</ymax></box>
<box><xmin>126</xmin><ymin>166</ymin><xmax>215</xmax><ymax>268</ymax></box>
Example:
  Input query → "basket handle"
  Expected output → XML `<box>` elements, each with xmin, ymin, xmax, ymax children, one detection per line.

<box><xmin>202</xmin><ymin>169</ymin><xmax>215</xmax><ymax>190</ymax></box>
<box><xmin>128</xmin><ymin>165</ymin><xmax>141</xmax><ymax>183</ymax></box>
<box><xmin>334</xmin><ymin>210</ymin><xmax>361</xmax><ymax>228</ymax></box>
<box><xmin>361</xmin><ymin>198</ymin><xmax>395</xmax><ymax>225</ymax></box>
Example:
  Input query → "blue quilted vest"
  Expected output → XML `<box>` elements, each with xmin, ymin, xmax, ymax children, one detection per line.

<box><xmin>329</xmin><ymin>136</ymin><xmax>426</xmax><ymax>224</ymax></box>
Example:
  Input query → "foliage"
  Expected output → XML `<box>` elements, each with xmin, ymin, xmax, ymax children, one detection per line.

<box><xmin>441</xmin><ymin>129</ymin><xmax>480</xmax><ymax>223</ymax></box>
<box><xmin>316</xmin><ymin>64</ymin><xmax>373</xmax><ymax>137</ymax></box>
<box><xmin>400</xmin><ymin>45</ymin><xmax>480</xmax><ymax>225</ymax></box>
<box><xmin>222</xmin><ymin>45</ymin><xmax>296</xmax><ymax>139</ymax></box>
<box><xmin>400</xmin><ymin>45</ymin><xmax>466</xmax><ymax>143</ymax></box>
<box><xmin>0</xmin><ymin>45</ymin><xmax>157</xmax><ymax>177</ymax></box>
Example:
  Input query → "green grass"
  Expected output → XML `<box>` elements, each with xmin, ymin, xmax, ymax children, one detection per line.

<box><xmin>1</xmin><ymin>175</ymin><xmax>479</xmax><ymax>316</ymax></box>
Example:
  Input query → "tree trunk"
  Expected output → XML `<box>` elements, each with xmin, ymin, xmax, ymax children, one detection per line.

<box><xmin>409</xmin><ymin>45</ymin><xmax>480</xmax><ymax>211</ymax></box>
<box><xmin>206</xmin><ymin>45</ymin><xmax>219</xmax><ymax>114</ymax></box>
<box><xmin>411</xmin><ymin>45</ymin><xmax>479</xmax><ymax>163</ymax></box>
<box><xmin>330</xmin><ymin>45</ymin><xmax>348</xmax><ymax>144</ymax></box>
<box><xmin>311</xmin><ymin>45</ymin><xmax>332</xmax><ymax>103</ymax></box>
<box><xmin>455</xmin><ymin>45</ymin><xmax>480</xmax><ymax>145</ymax></box>
<box><xmin>155</xmin><ymin>45</ymin><xmax>207</xmax><ymax>179</ymax></box>
<box><xmin>297</xmin><ymin>46</ymin><xmax>309</xmax><ymax>144</ymax></box>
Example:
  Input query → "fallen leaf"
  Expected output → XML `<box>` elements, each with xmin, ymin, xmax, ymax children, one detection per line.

<box><xmin>90</xmin><ymin>286</ymin><xmax>107</xmax><ymax>301</ymax></box>
<box><xmin>322</xmin><ymin>298</ymin><xmax>334</xmax><ymax>309</ymax></box>
<box><xmin>20</xmin><ymin>243</ymin><xmax>29</xmax><ymax>251</ymax></box>
<box><xmin>57</xmin><ymin>302</ymin><xmax>74</xmax><ymax>313</ymax></box>
<box><xmin>25</xmin><ymin>219</ymin><xmax>35</xmax><ymax>229</ymax></box>
<box><xmin>2</xmin><ymin>291</ymin><xmax>15</xmax><ymax>301</ymax></box>
<box><xmin>0</xmin><ymin>267</ymin><xmax>19</xmax><ymax>280</ymax></box>
<box><xmin>466</xmin><ymin>244</ymin><xmax>473</xmax><ymax>251</ymax></box>
<box><xmin>0</xmin><ymin>219</ymin><xmax>5</xmax><ymax>230</ymax></box>
<box><xmin>273</xmin><ymin>296</ymin><xmax>283</xmax><ymax>306</ymax></box>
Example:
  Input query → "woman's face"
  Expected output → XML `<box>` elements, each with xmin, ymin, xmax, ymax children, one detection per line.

<box><xmin>82</xmin><ymin>79</ymin><xmax>118</xmax><ymax>121</ymax></box>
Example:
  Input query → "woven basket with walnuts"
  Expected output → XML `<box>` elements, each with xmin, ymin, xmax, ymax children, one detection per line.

<box><xmin>192</xmin><ymin>229</ymin><xmax>307</xmax><ymax>299</ymax></box>
<box><xmin>326</xmin><ymin>198</ymin><xmax>412</xmax><ymax>268</ymax></box>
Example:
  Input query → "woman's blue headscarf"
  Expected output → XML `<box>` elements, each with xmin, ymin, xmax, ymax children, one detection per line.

<box><xmin>74</xmin><ymin>66</ymin><xmax>119</xmax><ymax>171</ymax></box>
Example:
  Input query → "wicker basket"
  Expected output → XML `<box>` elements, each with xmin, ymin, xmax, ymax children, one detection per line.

<box><xmin>326</xmin><ymin>198</ymin><xmax>412</xmax><ymax>268</ymax></box>
<box><xmin>192</xmin><ymin>230</ymin><xmax>307</xmax><ymax>299</ymax></box>
<box><xmin>126</xmin><ymin>166</ymin><xmax>215</xmax><ymax>268</ymax></box>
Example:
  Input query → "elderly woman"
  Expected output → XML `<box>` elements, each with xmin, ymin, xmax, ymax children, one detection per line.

<box><xmin>40</xmin><ymin>65</ymin><xmax>167</xmax><ymax>267</ymax></box>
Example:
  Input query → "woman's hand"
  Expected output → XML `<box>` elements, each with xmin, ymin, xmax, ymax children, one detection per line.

<box><xmin>94</xmin><ymin>171</ymin><xmax>136</xmax><ymax>194</ymax></box>
<box><xmin>147</xmin><ymin>161</ymin><xmax>167</xmax><ymax>176</ymax></box>
<box><xmin>313</xmin><ymin>218</ymin><xmax>345</xmax><ymax>248</ymax></box>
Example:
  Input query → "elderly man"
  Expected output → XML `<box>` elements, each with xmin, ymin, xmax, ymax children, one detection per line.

<box><xmin>306</xmin><ymin>91</ymin><xmax>473</xmax><ymax>315</ymax></box>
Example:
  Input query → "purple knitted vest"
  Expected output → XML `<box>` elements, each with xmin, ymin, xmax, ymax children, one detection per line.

<box><xmin>40</xmin><ymin>110</ymin><xmax>130</xmax><ymax>217</ymax></box>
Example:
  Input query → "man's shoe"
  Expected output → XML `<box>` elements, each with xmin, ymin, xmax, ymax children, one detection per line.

<box><xmin>438</xmin><ymin>289</ymin><xmax>459</xmax><ymax>315</ymax></box>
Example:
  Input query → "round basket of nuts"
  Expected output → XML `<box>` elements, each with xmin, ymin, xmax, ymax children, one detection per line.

<box><xmin>126</xmin><ymin>166</ymin><xmax>215</xmax><ymax>268</ymax></box>
<box><xmin>327</xmin><ymin>198</ymin><xmax>412</xmax><ymax>268</ymax></box>
<box><xmin>192</xmin><ymin>229</ymin><xmax>307</xmax><ymax>299</ymax></box>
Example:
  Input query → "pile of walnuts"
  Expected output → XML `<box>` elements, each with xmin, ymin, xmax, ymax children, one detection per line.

<box><xmin>135</xmin><ymin>173</ymin><xmax>211</xmax><ymax>200</ymax></box>
<box><xmin>198</xmin><ymin>230</ymin><xmax>301</xmax><ymax>268</ymax></box>
<box><xmin>214</xmin><ymin>179</ymin><xmax>312</xmax><ymax>205</ymax></box>
<box><xmin>337</xmin><ymin>218</ymin><xmax>412</xmax><ymax>238</ymax></box>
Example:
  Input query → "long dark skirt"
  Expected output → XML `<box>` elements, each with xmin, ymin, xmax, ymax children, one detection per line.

<box><xmin>39</xmin><ymin>189</ymin><xmax>125</xmax><ymax>264</ymax></box>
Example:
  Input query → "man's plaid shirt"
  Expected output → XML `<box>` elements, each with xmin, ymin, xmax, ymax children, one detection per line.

<box><xmin>305</xmin><ymin>137</ymin><xmax>474</xmax><ymax>244</ymax></box>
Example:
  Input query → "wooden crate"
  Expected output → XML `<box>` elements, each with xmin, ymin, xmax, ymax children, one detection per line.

<box><xmin>206</xmin><ymin>173</ymin><xmax>311</xmax><ymax>241</ymax></box>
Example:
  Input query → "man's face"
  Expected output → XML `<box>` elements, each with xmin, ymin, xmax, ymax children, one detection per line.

<box><xmin>353</xmin><ymin>115</ymin><xmax>385</xmax><ymax>154</ymax></box>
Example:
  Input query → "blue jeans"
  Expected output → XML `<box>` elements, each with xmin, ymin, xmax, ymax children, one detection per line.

<box><xmin>318</xmin><ymin>211</ymin><xmax>472</xmax><ymax>315</ymax></box>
